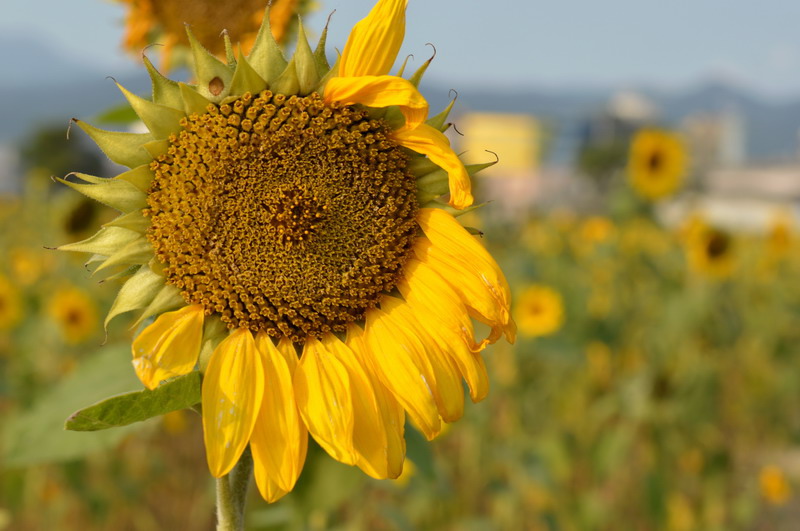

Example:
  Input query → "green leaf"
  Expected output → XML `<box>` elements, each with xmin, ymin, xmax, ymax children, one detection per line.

<box><xmin>66</xmin><ymin>372</ymin><xmax>201</xmax><ymax>432</ymax></box>
<box><xmin>2</xmin><ymin>345</ymin><xmax>144</xmax><ymax>468</ymax></box>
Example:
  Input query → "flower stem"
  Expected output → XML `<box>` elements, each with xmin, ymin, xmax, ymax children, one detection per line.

<box><xmin>216</xmin><ymin>447</ymin><xmax>253</xmax><ymax>531</ymax></box>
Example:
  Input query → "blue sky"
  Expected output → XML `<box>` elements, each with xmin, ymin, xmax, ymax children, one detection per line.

<box><xmin>5</xmin><ymin>0</ymin><xmax>800</xmax><ymax>98</ymax></box>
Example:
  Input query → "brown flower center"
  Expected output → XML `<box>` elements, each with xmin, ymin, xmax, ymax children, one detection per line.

<box><xmin>146</xmin><ymin>91</ymin><xmax>418</xmax><ymax>342</ymax></box>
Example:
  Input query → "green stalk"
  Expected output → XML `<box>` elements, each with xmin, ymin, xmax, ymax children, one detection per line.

<box><xmin>216</xmin><ymin>447</ymin><xmax>254</xmax><ymax>531</ymax></box>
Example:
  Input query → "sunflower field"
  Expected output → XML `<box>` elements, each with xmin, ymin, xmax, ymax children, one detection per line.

<box><xmin>2</xmin><ymin>1</ymin><xmax>800</xmax><ymax>530</ymax></box>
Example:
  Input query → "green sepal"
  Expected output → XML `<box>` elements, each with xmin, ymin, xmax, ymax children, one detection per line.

<box><xmin>134</xmin><ymin>284</ymin><xmax>186</xmax><ymax>328</ymax></box>
<box><xmin>115</xmin><ymin>83</ymin><xmax>185</xmax><ymax>140</ymax></box>
<box><xmin>65</xmin><ymin>372</ymin><xmax>201</xmax><ymax>432</ymax></box>
<box><xmin>103</xmin><ymin>210</ymin><xmax>150</xmax><ymax>234</ymax></box>
<box><xmin>294</xmin><ymin>21</ymin><xmax>320</xmax><ymax>95</ymax></box>
<box><xmin>247</xmin><ymin>7</ymin><xmax>288</xmax><ymax>84</ymax></box>
<box><xmin>272</xmin><ymin>60</ymin><xmax>300</xmax><ymax>96</ymax></box>
<box><xmin>382</xmin><ymin>106</ymin><xmax>405</xmax><ymax>129</ymax></box>
<box><xmin>427</xmin><ymin>95</ymin><xmax>457</xmax><ymax>132</ymax></box>
<box><xmin>179</xmin><ymin>83</ymin><xmax>213</xmax><ymax>115</ymax></box>
<box><xmin>416</xmin><ymin>161</ymin><xmax>497</xmax><ymax>204</ymax></box>
<box><xmin>408</xmin><ymin>156</ymin><xmax>442</xmax><ymax>177</ymax></box>
<box><xmin>59</xmin><ymin>226</ymin><xmax>141</xmax><ymax>256</ymax></box>
<box><xmin>57</xmin><ymin>173</ymin><xmax>146</xmax><ymax>213</ymax></box>
<box><xmin>313</xmin><ymin>15</ymin><xmax>332</xmax><ymax>76</ymax></box>
<box><xmin>229</xmin><ymin>49</ymin><xmax>267</xmax><ymax>97</ymax></box>
<box><xmin>396</xmin><ymin>54</ymin><xmax>413</xmax><ymax>77</ymax></box>
<box><xmin>198</xmin><ymin>316</ymin><xmax>229</xmax><ymax>372</ymax></box>
<box><xmin>93</xmin><ymin>238</ymin><xmax>153</xmax><ymax>276</ymax></box>
<box><xmin>73</xmin><ymin>120</ymin><xmax>153</xmax><ymax>169</ymax></box>
<box><xmin>223</xmin><ymin>30</ymin><xmax>237</xmax><ymax>66</ymax></box>
<box><xmin>143</xmin><ymin>139</ymin><xmax>170</xmax><ymax>159</ymax></box>
<box><xmin>116</xmin><ymin>164</ymin><xmax>155</xmax><ymax>193</ymax></box>
<box><xmin>409</xmin><ymin>50</ymin><xmax>435</xmax><ymax>88</ymax></box>
<box><xmin>315</xmin><ymin>58</ymin><xmax>339</xmax><ymax>95</ymax></box>
<box><xmin>143</xmin><ymin>55</ymin><xmax>183</xmax><ymax>109</ymax></box>
<box><xmin>186</xmin><ymin>25</ymin><xmax>234</xmax><ymax>101</ymax></box>
<box><xmin>105</xmin><ymin>266</ymin><xmax>164</xmax><ymax>329</ymax></box>
<box><xmin>99</xmin><ymin>264</ymin><xmax>141</xmax><ymax>284</ymax></box>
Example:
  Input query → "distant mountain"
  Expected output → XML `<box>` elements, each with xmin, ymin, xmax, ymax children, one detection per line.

<box><xmin>3</xmin><ymin>38</ymin><xmax>800</xmax><ymax>164</ymax></box>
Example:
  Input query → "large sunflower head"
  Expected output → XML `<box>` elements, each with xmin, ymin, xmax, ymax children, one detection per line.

<box><xmin>627</xmin><ymin>128</ymin><xmax>687</xmax><ymax>201</ymax></box>
<box><xmin>60</xmin><ymin>0</ymin><xmax>514</xmax><ymax>502</ymax></box>
<box><xmin>119</xmin><ymin>0</ymin><xmax>314</xmax><ymax>69</ymax></box>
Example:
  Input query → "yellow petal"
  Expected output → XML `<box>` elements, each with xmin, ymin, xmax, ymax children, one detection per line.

<box><xmin>251</xmin><ymin>332</ymin><xmax>308</xmax><ymax>502</ymax></box>
<box><xmin>415</xmin><ymin>208</ymin><xmax>515</xmax><ymax>343</ymax></box>
<box><xmin>294</xmin><ymin>336</ymin><xmax>358</xmax><ymax>465</ymax></box>
<box><xmin>202</xmin><ymin>328</ymin><xmax>265</xmax><ymax>478</ymax></box>
<box><xmin>324</xmin><ymin>75</ymin><xmax>428</xmax><ymax>130</ymax></box>
<box><xmin>382</xmin><ymin>297</ymin><xmax>464</xmax><ymax>423</ymax></box>
<box><xmin>398</xmin><ymin>259</ymin><xmax>490</xmax><ymax>402</ymax></box>
<box><xmin>324</xmin><ymin>332</ymin><xmax>404</xmax><ymax>479</ymax></box>
<box><xmin>340</xmin><ymin>0</ymin><xmax>408</xmax><ymax>78</ymax></box>
<box><xmin>393</xmin><ymin>125</ymin><xmax>473</xmax><ymax>209</ymax></box>
<box><xmin>346</xmin><ymin>323</ymin><xmax>405</xmax><ymax>465</ymax></box>
<box><xmin>276</xmin><ymin>336</ymin><xmax>299</xmax><ymax>373</ymax></box>
<box><xmin>364</xmin><ymin>302</ymin><xmax>441</xmax><ymax>440</ymax></box>
<box><xmin>132</xmin><ymin>304</ymin><xmax>204</xmax><ymax>390</ymax></box>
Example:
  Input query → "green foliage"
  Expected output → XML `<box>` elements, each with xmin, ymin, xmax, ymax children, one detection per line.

<box><xmin>66</xmin><ymin>372</ymin><xmax>201</xmax><ymax>432</ymax></box>
<box><xmin>2</xmin><ymin>346</ymin><xmax>143</xmax><ymax>468</ymax></box>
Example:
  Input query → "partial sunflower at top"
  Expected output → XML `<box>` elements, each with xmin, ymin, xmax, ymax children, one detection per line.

<box><xmin>119</xmin><ymin>0</ymin><xmax>316</xmax><ymax>70</ymax></box>
<box><xmin>61</xmin><ymin>0</ymin><xmax>514</xmax><ymax>503</ymax></box>
<box><xmin>627</xmin><ymin>128</ymin><xmax>687</xmax><ymax>201</ymax></box>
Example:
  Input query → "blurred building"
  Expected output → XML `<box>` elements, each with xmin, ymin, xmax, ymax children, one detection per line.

<box><xmin>457</xmin><ymin>112</ymin><xmax>541</xmax><ymax>178</ymax></box>
<box><xmin>455</xmin><ymin>112</ymin><xmax>543</xmax><ymax>221</ymax></box>
<box><xmin>681</xmin><ymin>107</ymin><xmax>746</xmax><ymax>171</ymax></box>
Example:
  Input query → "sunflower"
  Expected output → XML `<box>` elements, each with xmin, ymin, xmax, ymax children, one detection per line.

<box><xmin>513</xmin><ymin>285</ymin><xmax>563</xmax><ymax>338</ymax></box>
<box><xmin>0</xmin><ymin>275</ymin><xmax>22</xmax><ymax>331</ymax></box>
<box><xmin>685</xmin><ymin>222</ymin><xmax>735</xmax><ymax>279</ymax></box>
<box><xmin>627</xmin><ymin>128</ymin><xmax>687</xmax><ymax>201</ymax></box>
<box><xmin>48</xmin><ymin>287</ymin><xmax>99</xmax><ymax>344</ymax></box>
<box><xmin>60</xmin><ymin>0</ymin><xmax>515</xmax><ymax>503</ymax></box>
<box><xmin>119</xmin><ymin>0</ymin><xmax>313</xmax><ymax>69</ymax></box>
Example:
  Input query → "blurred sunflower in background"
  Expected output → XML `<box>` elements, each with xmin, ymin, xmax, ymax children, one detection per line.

<box><xmin>0</xmin><ymin>275</ymin><xmax>23</xmax><ymax>332</ymax></box>
<box><xmin>61</xmin><ymin>0</ymin><xmax>514</xmax><ymax>503</ymax></box>
<box><xmin>627</xmin><ymin>128</ymin><xmax>687</xmax><ymax>201</ymax></box>
<box><xmin>514</xmin><ymin>285</ymin><xmax>563</xmax><ymax>338</ymax></box>
<box><xmin>119</xmin><ymin>0</ymin><xmax>315</xmax><ymax>69</ymax></box>
<box><xmin>685</xmin><ymin>221</ymin><xmax>735</xmax><ymax>279</ymax></box>
<box><xmin>48</xmin><ymin>287</ymin><xmax>99</xmax><ymax>345</ymax></box>
<box><xmin>759</xmin><ymin>465</ymin><xmax>792</xmax><ymax>506</ymax></box>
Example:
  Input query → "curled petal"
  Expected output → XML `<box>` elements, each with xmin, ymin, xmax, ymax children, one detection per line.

<box><xmin>340</xmin><ymin>0</ymin><xmax>408</xmax><ymax>78</ymax></box>
<box><xmin>414</xmin><ymin>208</ymin><xmax>515</xmax><ymax>343</ymax></box>
<box><xmin>202</xmin><ymin>328</ymin><xmax>264</xmax><ymax>478</ymax></box>
<box><xmin>294</xmin><ymin>337</ymin><xmax>358</xmax><ymax>465</ymax></box>
<box><xmin>393</xmin><ymin>125</ymin><xmax>473</xmax><ymax>209</ymax></box>
<box><xmin>251</xmin><ymin>332</ymin><xmax>307</xmax><ymax>502</ymax></box>
<box><xmin>132</xmin><ymin>304</ymin><xmax>204</xmax><ymax>390</ymax></box>
<box><xmin>398</xmin><ymin>259</ymin><xmax>490</xmax><ymax>402</ymax></box>
<box><xmin>324</xmin><ymin>75</ymin><xmax>428</xmax><ymax>131</ymax></box>
<box><xmin>364</xmin><ymin>304</ymin><xmax>441</xmax><ymax>440</ymax></box>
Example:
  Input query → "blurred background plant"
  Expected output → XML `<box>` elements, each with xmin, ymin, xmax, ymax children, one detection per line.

<box><xmin>3</xmin><ymin>1</ymin><xmax>800</xmax><ymax>530</ymax></box>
